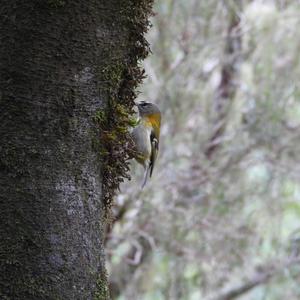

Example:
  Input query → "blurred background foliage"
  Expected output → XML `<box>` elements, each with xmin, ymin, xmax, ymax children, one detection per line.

<box><xmin>107</xmin><ymin>1</ymin><xmax>300</xmax><ymax>299</ymax></box>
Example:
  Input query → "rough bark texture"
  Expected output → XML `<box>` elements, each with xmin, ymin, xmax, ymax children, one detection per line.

<box><xmin>0</xmin><ymin>1</ymin><xmax>152</xmax><ymax>299</ymax></box>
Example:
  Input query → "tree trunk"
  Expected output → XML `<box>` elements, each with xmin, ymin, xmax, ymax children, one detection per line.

<box><xmin>0</xmin><ymin>1</ymin><xmax>152</xmax><ymax>299</ymax></box>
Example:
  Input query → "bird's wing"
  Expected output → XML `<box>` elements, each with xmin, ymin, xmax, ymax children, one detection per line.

<box><xmin>149</xmin><ymin>131</ymin><xmax>159</xmax><ymax>178</ymax></box>
<box><xmin>141</xmin><ymin>127</ymin><xmax>159</xmax><ymax>189</ymax></box>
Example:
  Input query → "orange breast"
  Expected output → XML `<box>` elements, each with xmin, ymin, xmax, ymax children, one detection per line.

<box><xmin>145</xmin><ymin>113</ymin><xmax>161</xmax><ymax>137</ymax></box>
<box><xmin>147</xmin><ymin>114</ymin><xmax>160</xmax><ymax>127</ymax></box>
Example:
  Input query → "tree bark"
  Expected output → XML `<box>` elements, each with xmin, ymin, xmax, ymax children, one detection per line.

<box><xmin>0</xmin><ymin>1</ymin><xmax>152</xmax><ymax>299</ymax></box>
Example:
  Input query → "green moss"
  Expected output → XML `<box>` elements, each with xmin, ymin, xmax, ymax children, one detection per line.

<box><xmin>94</xmin><ymin>270</ymin><xmax>110</xmax><ymax>300</ymax></box>
<box><xmin>101</xmin><ymin>65</ymin><xmax>124</xmax><ymax>86</ymax></box>
<box><xmin>94</xmin><ymin>102</ymin><xmax>135</xmax><ymax>217</ymax></box>
<box><xmin>93</xmin><ymin>0</ymin><xmax>154</xmax><ymax>219</ymax></box>
<box><xmin>47</xmin><ymin>0</ymin><xmax>65</xmax><ymax>8</ymax></box>
<box><xmin>94</xmin><ymin>111</ymin><xmax>107</xmax><ymax>124</ymax></box>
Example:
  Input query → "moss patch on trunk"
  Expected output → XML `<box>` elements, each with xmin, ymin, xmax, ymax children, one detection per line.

<box><xmin>94</xmin><ymin>0</ymin><xmax>154</xmax><ymax>218</ymax></box>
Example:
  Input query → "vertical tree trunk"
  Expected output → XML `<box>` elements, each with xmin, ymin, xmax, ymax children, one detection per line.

<box><xmin>0</xmin><ymin>1</ymin><xmax>152</xmax><ymax>299</ymax></box>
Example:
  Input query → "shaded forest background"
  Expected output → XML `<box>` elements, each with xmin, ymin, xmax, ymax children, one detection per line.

<box><xmin>107</xmin><ymin>1</ymin><xmax>300</xmax><ymax>299</ymax></box>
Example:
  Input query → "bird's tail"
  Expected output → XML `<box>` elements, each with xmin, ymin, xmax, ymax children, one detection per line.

<box><xmin>141</xmin><ymin>165</ymin><xmax>151</xmax><ymax>189</ymax></box>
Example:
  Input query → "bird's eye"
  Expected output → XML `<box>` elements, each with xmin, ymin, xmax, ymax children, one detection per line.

<box><xmin>141</xmin><ymin>102</ymin><xmax>148</xmax><ymax>106</ymax></box>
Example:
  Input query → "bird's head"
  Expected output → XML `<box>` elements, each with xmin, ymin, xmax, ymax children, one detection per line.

<box><xmin>137</xmin><ymin>101</ymin><xmax>161</xmax><ymax>117</ymax></box>
<box><xmin>137</xmin><ymin>101</ymin><xmax>161</xmax><ymax>136</ymax></box>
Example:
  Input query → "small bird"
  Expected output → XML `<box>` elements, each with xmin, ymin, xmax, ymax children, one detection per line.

<box><xmin>132</xmin><ymin>101</ymin><xmax>161</xmax><ymax>188</ymax></box>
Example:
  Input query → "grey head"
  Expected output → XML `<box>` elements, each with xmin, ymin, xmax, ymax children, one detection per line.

<box><xmin>137</xmin><ymin>101</ymin><xmax>161</xmax><ymax>117</ymax></box>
